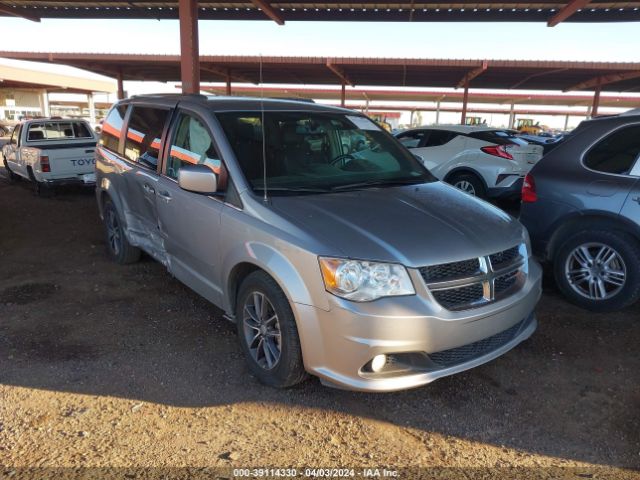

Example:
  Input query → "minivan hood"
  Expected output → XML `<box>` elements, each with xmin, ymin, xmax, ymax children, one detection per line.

<box><xmin>268</xmin><ymin>182</ymin><xmax>525</xmax><ymax>268</ymax></box>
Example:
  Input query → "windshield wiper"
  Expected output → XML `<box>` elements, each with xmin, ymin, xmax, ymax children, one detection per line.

<box><xmin>331</xmin><ymin>178</ymin><xmax>425</xmax><ymax>191</ymax></box>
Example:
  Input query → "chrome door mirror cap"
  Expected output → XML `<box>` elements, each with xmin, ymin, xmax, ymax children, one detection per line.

<box><xmin>178</xmin><ymin>164</ymin><xmax>218</xmax><ymax>195</ymax></box>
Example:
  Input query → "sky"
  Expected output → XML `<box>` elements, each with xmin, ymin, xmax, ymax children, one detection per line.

<box><xmin>1</xmin><ymin>17</ymin><xmax>639</xmax><ymax>61</ymax></box>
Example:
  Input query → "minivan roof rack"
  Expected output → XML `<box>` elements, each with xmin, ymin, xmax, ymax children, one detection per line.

<box><xmin>130</xmin><ymin>93</ymin><xmax>208</xmax><ymax>99</ymax></box>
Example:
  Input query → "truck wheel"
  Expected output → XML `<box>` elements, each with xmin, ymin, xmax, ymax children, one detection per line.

<box><xmin>554</xmin><ymin>230</ymin><xmax>640</xmax><ymax>312</ymax></box>
<box><xmin>236</xmin><ymin>271</ymin><xmax>308</xmax><ymax>388</ymax></box>
<box><xmin>2</xmin><ymin>156</ymin><xmax>19</xmax><ymax>183</ymax></box>
<box><xmin>448</xmin><ymin>172</ymin><xmax>486</xmax><ymax>199</ymax></box>
<box><xmin>103</xmin><ymin>199</ymin><xmax>141</xmax><ymax>264</ymax></box>
<box><xmin>27</xmin><ymin>167</ymin><xmax>53</xmax><ymax>197</ymax></box>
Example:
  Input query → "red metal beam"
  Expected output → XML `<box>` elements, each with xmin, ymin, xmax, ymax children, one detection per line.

<box><xmin>116</xmin><ymin>69</ymin><xmax>124</xmax><ymax>100</ymax></box>
<box><xmin>179</xmin><ymin>0</ymin><xmax>200</xmax><ymax>95</ymax></box>
<box><xmin>592</xmin><ymin>79</ymin><xmax>602</xmax><ymax>117</ymax></box>
<box><xmin>250</xmin><ymin>0</ymin><xmax>285</xmax><ymax>24</ymax></box>
<box><xmin>326</xmin><ymin>62</ymin><xmax>354</xmax><ymax>87</ymax></box>
<box><xmin>566</xmin><ymin>70</ymin><xmax>640</xmax><ymax>91</ymax></box>
<box><xmin>456</xmin><ymin>61</ymin><xmax>488</xmax><ymax>89</ymax></box>
<box><xmin>0</xmin><ymin>5</ymin><xmax>40</xmax><ymax>22</ymax></box>
<box><xmin>547</xmin><ymin>0</ymin><xmax>592</xmax><ymax>27</ymax></box>
<box><xmin>460</xmin><ymin>79</ymin><xmax>470</xmax><ymax>124</ymax></box>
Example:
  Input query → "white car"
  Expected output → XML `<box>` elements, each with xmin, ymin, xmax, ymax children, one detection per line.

<box><xmin>395</xmin><ymin>125</ymin><xmax>543</xmax><ymax>199</ymax></box>
<box><xmin>2</xmin><ymin>118</ymin><xmax>98</xmax><ymax>195</ymax></box>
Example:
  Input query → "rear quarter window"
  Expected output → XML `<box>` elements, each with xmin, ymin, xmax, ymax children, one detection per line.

<box><xmin>583</xmin><ymin>124</ymin><xmax>640</xmax><ymax>175</ymax></box>
<box><xmin>100</xmin><ymin>105</ymin><xmax>128</xmax><ymax>153</ymax></box>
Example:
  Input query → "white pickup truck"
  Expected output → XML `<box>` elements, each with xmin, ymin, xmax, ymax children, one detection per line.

<box><xmin>2</xmin><ymin>118</ymin><xmax>98</xmax><ymax>195</ymax></box>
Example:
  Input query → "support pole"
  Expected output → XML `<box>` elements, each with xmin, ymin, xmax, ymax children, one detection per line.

<box><xmin>460</xmin><ymin>80</ymin><xmax>469</xmax><ymax>125</ymax></box>
<box><xmin>591</xmin><ymin>79</ymin><xmax>602</xmax><ymax>118</ymax></box>
<box><xmin>179</xmin><ymin>0</ymin><xmax>200</xmax><ymax>95</ymax></box>
<box><xmin>340</xmin><ymin>82</ymin><xmax>346</xmax><ymax>108</ymax></box>
<box><xmin>226</xmin><ymin>75</ymin><xmax>232</xmax><ymax>96</ymax></box>
<box><xmin>564</xmin><ymin>114</ymin><xmax>570</xmax><ymax>131</ymax></box>
<box><xmin>435</xmin><ymin>101</ymin><xmax>441</xmax><ymax>124</ymax></box>
<box><xmin>41</xmin><ymin>90</ymin><xmax>50</xmax><ymax>117</ymax></box>
<box><xmin>88</xmin><ymin>93</ymin><xmax>96</xmax><ymax>125</ymax></box>
<box><xmin>508</xmin><ymin>103</ymin><xmax>515</xmax><ymax>129</ymax></box>
<box><xmin>410</xmin><ymin>110</ymin><xmax>414</xmax><ymax>127</ymax></box>
<box><xmin>117</xmin><ymin>70</ymin><xmax>125</xmax><ymax>100</ymax></box>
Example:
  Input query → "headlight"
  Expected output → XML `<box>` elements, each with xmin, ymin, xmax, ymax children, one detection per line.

<box><xmin>318</xmin><ymin>257</ymin><xmax>415</xmax><ymax>302</ymax></box>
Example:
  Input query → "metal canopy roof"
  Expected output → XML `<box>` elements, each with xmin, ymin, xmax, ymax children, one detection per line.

<box><xmin>0</xmin><ymin>0</ymin><xmax>639</xmax><ymax>24</ymax></box>
<box><xmin>201</xmin><ymin>85</ymin><xmax>640</xmax><ymax>108</ymax></box>
<box><xmin>2</xmin><ymin>52</ymin><xmax>640</xmax><ymax>92</ymax></box>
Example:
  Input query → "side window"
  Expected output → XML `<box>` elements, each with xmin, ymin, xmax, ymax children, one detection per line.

<box><xmin>397</xmin><ymin>131</ymin><xmax>425</xmax><ymax>148</ymax></box>
<box><xmin>10</xmin><ymin>125</ymin><xmax>21</xmax><ymax>145</ymax></box>
<box><xmin>124</xmin><ymin>106</ymin><xmax>170</xmax><ymax>170</ymax></box>
<box><xmin>424</xmin><ymin>130</ymin><xmax>456</xmax><ymax>147</ymax></box>
<box><xmin>584</xmin><ymin>125</ymin><xmax>640</xmax><ymax>175</ymax></box>
<box><xmin>166</xmin><ymin>113</ymin><xmax>222</xmax><ymax>183</ymax></box>
<box><xmin>100</xmin><ymin>105</ymin><xmax>128</xmax><ymax>153</ymax></box>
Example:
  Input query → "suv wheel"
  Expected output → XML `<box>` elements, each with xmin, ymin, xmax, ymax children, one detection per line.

<box><xmin>236</xmin><ymin>271</ymin><xmax>307</xmax><ymax>388</ymax></box>
<box><xmin>449</xmin><ymin>173</ymin><xmax>486</xmax><ymax>199</ymax></box>
<box><xmin>554</xmin><ymin>230</ymin><xmax>640</xmax><ymax>312</ymax></box>
<box><xmin>103</xmin><ymin>199</ymin><xmax>141</xmax><ymax>264</ymax></box>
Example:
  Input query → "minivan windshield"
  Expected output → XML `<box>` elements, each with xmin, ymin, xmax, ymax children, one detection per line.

<box><xmin>216</xmin><ymin>111</ymin><xmax>435</xmax><ymax>194</ymax></box>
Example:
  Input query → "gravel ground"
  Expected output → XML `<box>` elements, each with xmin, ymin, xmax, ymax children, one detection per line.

<box><xmin>0</xmin><ymin>170</ymin><xmax>638</xmax><ymax>480</ymax></box>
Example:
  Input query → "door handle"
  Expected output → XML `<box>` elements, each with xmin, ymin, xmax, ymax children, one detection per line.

<box><xmin>157</xmin><ymin>191</ymin><xmax>172</xmax><ymax>202</ymax></box>
<box><xmin>143</xmin><ymin>183</ymin><xmax>155</xmax><ymax>195</ymax></box>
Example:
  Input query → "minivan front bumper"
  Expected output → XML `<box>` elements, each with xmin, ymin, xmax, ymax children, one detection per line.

<box><xmin>293</xmin><ymin>259</ymin><xmax>542</xmax><ymax>392</ymax></box>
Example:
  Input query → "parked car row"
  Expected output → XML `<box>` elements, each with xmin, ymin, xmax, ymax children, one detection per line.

<box><xmin>2</xmin><ymin>100</ymin><xmax>638</xmax><ymax>392</ymax></box>
<box><xmin>395</xmin><ymin>125</ymin><xmax>543</xmax><ymax>199</ymax></box>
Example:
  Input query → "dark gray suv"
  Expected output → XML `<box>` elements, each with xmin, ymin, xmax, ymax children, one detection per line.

<box><xmin>520</xmin><ymin>109</ymin><xmax>640</xmax><ymax>312</ymax></box>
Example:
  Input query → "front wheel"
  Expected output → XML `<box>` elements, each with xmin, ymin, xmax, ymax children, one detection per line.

<box><xmin>236</xmin><ymin>271</ymin><xmax>307</xmax><ymax>388</ymax></box>
<box><xmin>448</xmin><ymin>172</ymin><xmax>486</xmax><ymax>199</ymax></box>
<box><xmin>554</xmin><ymin>230</ymin><xmax>640</xmax><ymax>312</ymax></box>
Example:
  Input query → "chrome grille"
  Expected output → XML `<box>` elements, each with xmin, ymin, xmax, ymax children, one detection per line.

<box><xmin>432</xmin><ymin>283</ymin><xmax>483</xmax><ymax>310</ymax></box>
<box><xmin>495</xmin><ymin>270</ymin><xmax>519</xmax><ymax>294</ymax></box>
<box><xmin>428</xmin><ymin>317</ymin><xmax>529</xmax><ymax>367</ymax></box>
<box><xmin>419</xmin><ymin>258</ymin><xmax>480</xmax><ymax>282</ymax></box>
<box><xmin>422</xmin><ymin>244</ymin><xmax>526</xmax><ymax>311</ymax></box>
<box><xmin>489</xmin><ymin>246</ymin><xmax>520</xmax><ymax>269</ymax></box>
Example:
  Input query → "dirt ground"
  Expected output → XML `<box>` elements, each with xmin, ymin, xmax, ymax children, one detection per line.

<box><xmin>0</xmin><ymin>169</ymin><xmax>639</xmax><ymax>479</ymax></box>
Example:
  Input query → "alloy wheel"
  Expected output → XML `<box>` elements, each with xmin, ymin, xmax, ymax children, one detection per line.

<box><xmin>242</xmin><ymin>291</ymin><xmax>282</xmax><ymax>370</ymax></box>
<box><xmin>564</xmin><ymin>242</ymin><xmax>626</xmax><ymax>300</ymax></box>
<box><xmin>454</xmin><ymin>180</ymin><xmax>476</xmax><ymax>195</ymax></box>
<box><xmin>106</xmin><ymin>209</ymin><xmax>122</xmax><ymax>256</ymax></box>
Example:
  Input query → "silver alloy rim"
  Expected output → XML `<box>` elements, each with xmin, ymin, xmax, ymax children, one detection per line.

<box><xmin>106</xmin><ymin>209</ymin><xmax>122</xmax><ymax>256</ymax></box>
<box><xmin>242</xmin><ymin>291</ymin><xmax>282</xmax><ymax>370</ymax></box>
<box><xmin>455</xmin><ymin>180</ymin><xmax>476</xmax><ymax>195</ymax></box>
<box><xmin>564</xmin><ymin>242</ymin><xmax>627</xmax><ymax>301</ymax></box>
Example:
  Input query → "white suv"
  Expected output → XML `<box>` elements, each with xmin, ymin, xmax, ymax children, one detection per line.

<box><xmin>395</xmin><ymin>125</ymin><xmax>543</xmax><ymax>199</ymax></box>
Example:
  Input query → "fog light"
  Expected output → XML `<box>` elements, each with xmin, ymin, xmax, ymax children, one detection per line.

<box><xmin>370</xmin><ymin>354</ymin><xmax>387</xmax><ymax>373</ymax></box>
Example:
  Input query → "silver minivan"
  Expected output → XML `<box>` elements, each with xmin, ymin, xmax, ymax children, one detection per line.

<box><xmin>95</xmin><ymin>95</ymin><xmax>542</xmax><ymax>392</ymax></box>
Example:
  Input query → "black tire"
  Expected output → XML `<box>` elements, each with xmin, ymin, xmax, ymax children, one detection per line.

<box><xmin>235</xmin><ymin>271</ymin><xmax>307</xmax><ymax>388</ymax></box>
<box><xmin>448</xmin><ymin>172</ymin><xmax>486</xmax><ymax>199</ymax></box>
<box><xmin>2</xmin><ymin>156</ymin><xmax>19</xmax><ymax>183</ymax></box>
<box><xmin>553</xmin><ymin>230</ymin><xmax>640</xmax><ymax>312</ymax></box>
<box><xmin>102</xmin><ymin>199</ymin><xmax>141</xmax><ymax>265</ymax></box>
<box><xmin>27</xmin><ymin>167</ymin><xmax>53</xmax><ymax>197</ymax></box>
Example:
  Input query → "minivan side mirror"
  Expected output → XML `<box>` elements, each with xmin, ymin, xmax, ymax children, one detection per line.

<box><xmin>178</xmin><ymin>164</ymin><xmax>218</xmax><ymax>195</ymax></box>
